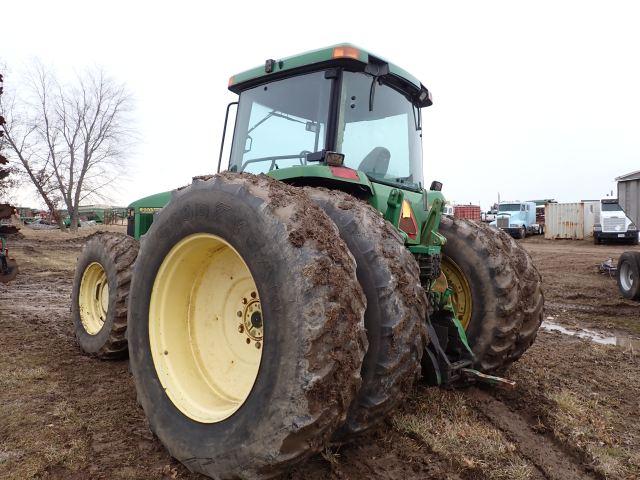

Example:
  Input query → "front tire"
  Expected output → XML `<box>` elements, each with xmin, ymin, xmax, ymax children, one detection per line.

<box><xmin>71</xmin><ymin>232</ymin><xmax>138</xmax><ymax>359</ymax></box>
<box><xmin>127</xmin><ymin>174</ymin><xmax>367</xmax><ymax>479</ymax></box>
<box><xmin>439</xmin><ymin>217</ymin><xmax>544</xmax><ymax>372</ymax></box>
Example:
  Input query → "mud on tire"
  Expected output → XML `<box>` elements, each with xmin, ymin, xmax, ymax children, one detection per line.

<box><xmin>439</xmin><ymin>217</ymin><xmax>544</xmax><ymax>372</ymax></box>
<box><xmin>127</xmin><ymin>173</ymin><xmax>367</xmax><ymax>479</ymax></box>
<box><xmin>71</xmin><ymin>232</ymin><xmax>139</xmax><ymax>359</ymax></box>
<box><xmin>305</xmin><ymin>187</ymin><xmax>427</xmax><ymax>439</ymax></box>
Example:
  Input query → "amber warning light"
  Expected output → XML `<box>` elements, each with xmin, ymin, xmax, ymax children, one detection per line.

<box><xmin>332</xmin><ymin>46</ymin><xmax>360</xmax><ymax>60</ymax></box>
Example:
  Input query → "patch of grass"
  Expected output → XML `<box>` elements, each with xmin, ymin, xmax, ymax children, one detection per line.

<box><xmin>0</xmin><ymin>449</ymin><xmax>21</xmax><ymax>465</ymax></box>
<box><xmin>393</xmin><ymin>389</ymin><xmax>534</xmax><ymax>480</ymax></box>
<box><xmin>321</xmin><ymin>447</ymin><xmax>341</xmax><ymax>471</ymax></box>
<box><xmin>0</xmin><ymin>366</ymin><xmax>48</xmax><ymax>387</ymax></box>
<box><xmin>547</xmin><ymin>389</ymin><xmax>639</xmax><ymax>478</ymax></box>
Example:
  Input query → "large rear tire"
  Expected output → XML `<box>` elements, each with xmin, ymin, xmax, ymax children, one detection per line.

<box><xmin>127</xmin><ymin>173</ymin><xmax>367</xmax><ymax>479</ymax></box>
<box><xmin>439</xmin><ymin>217</ymin><xmax>544</xmax><ymax>372</ymax></box>
<box><xmin>71</xmin><ymin>232</ymin><xmax>138</xmax><ymax>359</ymax></box>
<box><xmin>305</xmin><ymin>188</ymin><xmax>427</xmax><ymax>439</ymax></box>
<box><xmin>617</xmin><ymin>251</ymin><xmax>640</xmax><ymax>300</ymax></box>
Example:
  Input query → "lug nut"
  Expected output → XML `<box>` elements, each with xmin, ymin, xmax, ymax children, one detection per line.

<box><xmin>238</xmin><ymin>324</ymin><xmax>244</xmax><ymax>333</ymax></box>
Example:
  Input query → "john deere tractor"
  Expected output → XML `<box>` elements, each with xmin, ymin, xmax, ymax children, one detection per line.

<box><xmin>71</xmin><ymin>44</ymin><xmax>543</xmax><ymax>479</ymax></box>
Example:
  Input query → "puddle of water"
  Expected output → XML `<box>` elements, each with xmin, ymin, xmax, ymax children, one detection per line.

<box><xmin>541</xmin><ymin>321</ymin><xmax>640</xmax><ymax>350</ymax></box>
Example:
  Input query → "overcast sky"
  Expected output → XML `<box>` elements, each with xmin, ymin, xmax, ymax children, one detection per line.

<box><xmin>3</xmin><ymin>0</ymin><xmax>639</xmax><ymax>210</ymax></box>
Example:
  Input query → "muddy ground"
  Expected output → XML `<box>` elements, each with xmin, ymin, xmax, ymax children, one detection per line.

<box><xmin>1</xmin><ymin>228</ymin><xmax>639</xmax><ymax>480</ymax></box>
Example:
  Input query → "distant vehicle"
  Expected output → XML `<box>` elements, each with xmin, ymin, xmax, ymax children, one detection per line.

<box><xmin>26</xmin><ymin>219</ymin><xmax>59</xmax><ymax>230</ymax></box>
<box><xmin>594</xmin><ymin>199</ymin><xmax>638</xmax><ymax>245</ymax></box>
<box><xmin>490</xmin><ymin>201</ymin><xmax>542</xmax><ymax>238</ymax></box>
<box><xmin>453</xmin><ymin>204</ymin><xmax>481</xmax><ymax>221</ymax></box>
<box><xmin>482</xmin><ymin>207</ymin><xmax>498</xmax><ymax>223</ymax></box>
<box><xmin>443</xmin><ymin>203</ymin><xmax>454</xmax><ymax>217</ymax></box>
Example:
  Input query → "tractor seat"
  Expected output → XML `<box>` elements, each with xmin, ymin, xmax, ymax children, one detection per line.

<box><xmin>358</xmin><ymin>147</ymin><xmax>390</xmax><ymax>176</ymax></box>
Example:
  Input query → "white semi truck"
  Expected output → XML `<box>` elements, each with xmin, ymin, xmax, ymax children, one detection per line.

<box><xmin>594</xmin><ymin>198</ymin><xmax>638</xmax><ymax>245</ymax></box>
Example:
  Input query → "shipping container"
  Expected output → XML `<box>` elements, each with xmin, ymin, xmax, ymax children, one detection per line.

<box><xmin>454</xmin><ymin>205</ymin><xmax>481</xmax><ymax>221</ymax></box>
<box><xmin>545</xmin><ymin>202</ymin><xmax>599</xmax><ymax>240</ymax></box>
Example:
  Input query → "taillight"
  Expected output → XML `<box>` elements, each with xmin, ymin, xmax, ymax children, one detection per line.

<box><xmin>330</xmin><ymin>166</ymin><xmax>359</xmax><ymax>180</ymax></box>
<box><xmin>399</xmin><ymin>200</ymin><xmax>418</xmax><ymax>239</ymax></box>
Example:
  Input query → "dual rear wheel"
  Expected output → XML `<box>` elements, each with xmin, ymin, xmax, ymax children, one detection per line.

<box><xmin>74</xmin><ymin>175</ymin><xmax>425</xmax><ymax>478</ymax></box>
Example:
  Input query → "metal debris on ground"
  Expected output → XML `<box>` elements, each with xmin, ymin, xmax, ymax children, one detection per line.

<box><xmin>597</xmin><ymin>257</ymin><xmax>617</xmax><ymax>277</ymax></box>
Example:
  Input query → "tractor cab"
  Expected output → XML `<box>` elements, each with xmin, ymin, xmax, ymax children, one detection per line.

<box><xmin>225</xmin><ymin>44</ymin><xmax>431</xmax><ymax>194</ymax></box>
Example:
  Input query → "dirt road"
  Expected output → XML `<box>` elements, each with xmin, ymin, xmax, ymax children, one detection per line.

<box><xmin>1</xmin><ymin>229</ymin><xmax>638</xmax><ymax>479</ymax></box>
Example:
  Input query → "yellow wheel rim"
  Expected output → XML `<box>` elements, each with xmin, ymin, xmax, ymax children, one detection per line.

<box><xmin>441</xmin><ymin>256</ymin><xmax>473</xmax><ymax>330</ymax></box>
<box><xmin>79</xmin><ymin>262</ymin><xmax>109</xmax><ymax>335</ymax></box>
<box><xmin>149</xmin><ymin>233</ymin><xmax>263</xmax><ymax>424</ymax></box>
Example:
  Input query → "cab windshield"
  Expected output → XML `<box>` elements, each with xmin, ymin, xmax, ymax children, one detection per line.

<box><xmin>601</xmin><ymin>203</ymin><xmax>623</xmax><ymax>212</ymax></box>
<box><xmin>228</xmin><ymin>69</ymin><xmax>425</xmax><ymax>191</ymax></box>
<box><xmin>337</xmin><ymin>72</ymin><xmax>423</xmax><ymax>190</ymax></box>
<box><xmin>499</xmin><ymin>204</ymin><xmax>523</xmax><ymax>212</ymax></box>
<box><xmin>229</xmin><ymin>71</ymin><xmax>331</xmax><ymax>173</ymax></box>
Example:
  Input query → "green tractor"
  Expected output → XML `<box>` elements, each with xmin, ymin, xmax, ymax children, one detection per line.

<box><xmin>71</xmin><ymin>44</ymin><xmax>543</xmax><ymax>479</ymax></box>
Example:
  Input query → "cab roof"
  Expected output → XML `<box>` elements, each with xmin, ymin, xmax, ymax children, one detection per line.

<box><xmin>228</xmin><ymin>43</ymin><xmax>432</xmax><ymax>107</ymax></box>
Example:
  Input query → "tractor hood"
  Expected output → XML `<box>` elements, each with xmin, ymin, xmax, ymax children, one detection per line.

<box><xmin>128</xmin><ymin>191</ymin><xmax>172</xmax><ymax>211</ymax></box>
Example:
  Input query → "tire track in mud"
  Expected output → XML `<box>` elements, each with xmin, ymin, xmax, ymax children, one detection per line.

<box><xmin>471</xmin><ymin>388</ymin><xmax>598</xmax><ymax>480</ymax></box>
<box><xmin>546</xmin><ymin>301</ymin><xmax>637</xmax><ymax>317</ymax></box>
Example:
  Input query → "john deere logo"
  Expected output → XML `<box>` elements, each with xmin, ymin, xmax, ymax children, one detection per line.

<box><xmin>139</xmin><ymin>207</ymin><xmax>161</xmax><ymax>214</ymax></box>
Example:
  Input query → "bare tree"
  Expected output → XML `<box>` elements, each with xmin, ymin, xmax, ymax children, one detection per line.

<box><xmin>0</xmin><ymin>62</ymin><xmax>134</xmax><ymax>231</ymax></box>
<box><xmin>0</xmin><ymin>157</ymin><xmax>21</xmax><ymax>199</ymax></box>
<box><xmin>0</xmin><ymin>71</ymin><xmax>24</xmax><ymax>203</ymax></box>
